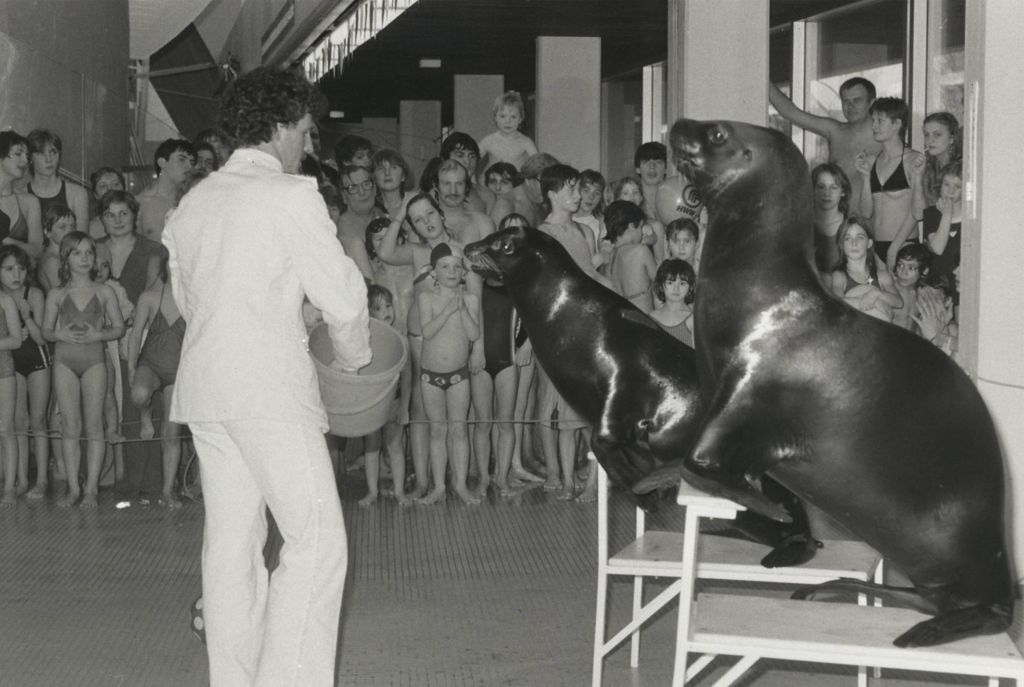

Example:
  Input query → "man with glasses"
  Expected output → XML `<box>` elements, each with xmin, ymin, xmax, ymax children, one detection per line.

<box><xmin>335</xmin><ymin>164</ymin><xmax>378</xmax><ymax>279</ymax></box>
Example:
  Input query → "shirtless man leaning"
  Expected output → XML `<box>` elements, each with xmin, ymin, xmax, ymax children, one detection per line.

<box><xmin>769</xmin><ymin>77</ymin><xmax>880</xmax><ymax>209</ymax></box>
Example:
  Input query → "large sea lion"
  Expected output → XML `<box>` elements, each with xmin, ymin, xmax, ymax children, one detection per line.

<box><xmin>462</xmin><ymin>227</ymin><xmax>820</xmax><ymax>567</ymax></box>
<box><xmin>637</xmin><ymin>117</ymin><xmax>1013</xmax><ymax>647</ymax></box>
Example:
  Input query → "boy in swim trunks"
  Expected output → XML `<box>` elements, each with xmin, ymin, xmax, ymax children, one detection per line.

<box><xmin>418</xmin><ymin>243</ymin><xmax>480</xmax><ymax>506</ymax></box>
<box><xmin>604</xmin><ymin>200</ymin><xmax>657</xmax><ymax>313</ymax></box>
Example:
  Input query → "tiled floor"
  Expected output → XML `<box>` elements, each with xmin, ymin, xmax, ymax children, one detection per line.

<box><xmin>0</xmin><ymin>465</ymin><xmax>1018</xmax><ymax>687</ymax></box>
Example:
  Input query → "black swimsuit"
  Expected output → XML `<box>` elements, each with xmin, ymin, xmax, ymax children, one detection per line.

<box><xmin>11</xmin><ymin>285</ymin><xmax>52</xmax><ymax>377</ymax></box>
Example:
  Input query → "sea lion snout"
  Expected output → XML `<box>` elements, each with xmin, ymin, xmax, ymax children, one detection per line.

<box><xmin>465</xmin><ymin>226</ymin><xmax>531</xmax><ymax>279</ymax></box>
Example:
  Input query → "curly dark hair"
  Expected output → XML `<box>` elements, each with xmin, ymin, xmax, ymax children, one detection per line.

<box><xmin>219</xmin><ymin>67</ymin><xmax>325</xmax><ymax>147</ymax></box>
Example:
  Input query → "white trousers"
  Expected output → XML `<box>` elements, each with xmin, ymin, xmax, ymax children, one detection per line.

<box><xmin>191</xmin><ymin>419</ymin><xmax>347</xmax><ymax>687</ymax></box>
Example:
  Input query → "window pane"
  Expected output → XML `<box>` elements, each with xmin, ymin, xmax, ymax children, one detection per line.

<box><xmin>926</xmin><ymin>0</ymin><xmax>966</xmax><ymax>122</ymax></box>
<box><xmin>804</xmin><ymin>1</ymin><xmax>907</xmax><ymax>165</ymax></box>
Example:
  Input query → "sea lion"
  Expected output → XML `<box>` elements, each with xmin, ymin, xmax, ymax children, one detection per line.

<box><xmin>637</xmin><ymin>117</ymin><xmax>1012</xmax><ymax>648</ymax></box>
<box><xmin>463</xmin><ymin>226</ymin><xmax>700</xmax><ymax>511</ymax></box>
<box><xmin>462</xmin><ymin>226</ymin><xmax>820</xmax><ymax>568</ymax></box>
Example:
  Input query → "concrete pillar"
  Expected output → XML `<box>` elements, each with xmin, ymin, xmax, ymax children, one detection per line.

<box><xmin>399</xmin><ymin>100</ymin><xmax>441</xmax><ymax>188</ymax></box>
<box><xmin>667</xmin><ymin>0</ymin><xmax>769</xmax><ymax>124</ymax></box>
<box><xmin>454</xmin><ymin>74</ymin><xmax>504</xmax><ymax>143</ymax></box>
<box><xmin>535</xmin><ymin>36</ymin><xmax>601</xmax><ymax>171</ymax></box>
<box><xmin>963</xmin><ymin>1</ymin><xmax>1024</xmax><ymax>579</ymax></box>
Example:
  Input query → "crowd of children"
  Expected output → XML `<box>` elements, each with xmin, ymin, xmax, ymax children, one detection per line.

<box><xmin>0</xmin><ymin>81</ymin><xmax>965</xmax><ymax>511</ymax></box>
<box><xmin>0</xmin><ymin>128</ymin><xmax>216</xmax><ymax>508</ymax></box>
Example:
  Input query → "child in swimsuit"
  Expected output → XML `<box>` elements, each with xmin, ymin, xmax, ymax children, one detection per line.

<box><xmin>604</xmin><ymin>200</ymin><xmax>658</xmax><ymax>313</ymax></box>
<box><xmin>0</xmin><ymin>287</ymin><xmax>23</xmax><ymax>506</ymax></box>
<box><xmin>650</xmin><ymin>258</ymin><xmax>696</xmax><ymax>347</ymax></box>
<box><xmin>829</xmin><ymin>216</ymin><xmax>903</xmax><ymax>323</ymax></box>
<box><xmin>478</xmin><ymin>91</ymin><xmax>539</xmax><ymax>172</ymax></box>
<box><xmin>358</xmin><ymin>285</ymin><xmax>411</xmax><ymax>508</ymax></box>
<box><xmin>664</xmin><ymin>217</ymin><xmax>701</xmax><ymax>275</ymax></box>
<box><xmin>37</xmin><ymin>204</ymin><xmax>77</xmax><ymax>294</ymax></box>
<box><xmin>0</xmin><ymin>245</ymin><xmax>51</xmax><ymax>500</ymax></box>
<box><xmin>418</xmin><ymin>243</ymin><xmax>480</xmax><ymax>506</ymax></box>
<box><xmin>127</xmin><ymin>253</ymin><xmax>183</xmax><ymax>508</ymax></box>
<box><xmin>42</xmin><ymin>231</ymin><xmax>126</xmax><ymax>508</ymax></box>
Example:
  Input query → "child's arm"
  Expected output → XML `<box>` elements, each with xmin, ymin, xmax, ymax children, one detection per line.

<box><xmin>41</xmin><ymin>289</ymin><xmax>63</xmax><ymax>343</ymax></box>
<box><xmin>419</xmin><ymin>291</ymin><xmax>456</xmax><ymax>340</ymax></box>
<box><xmin>521</xmin><ymin>134</ymin><xmax>538</xmax><ymax>157</ymax></box>
<box><xmin>459</xmin><ymin>292</ymin><xmax>481</xmax><ymax>343</ymax></box>
<box><xmin>0</xmin><ymin>294</ymin><xmax>22</xmax><ymax>351</ymax></box>
<box><xmin>829</xmin><ymin>270</ymin><xmax>847</xmax><ymax>299</ymax></box>
<box><xmin>126</xmin><ymin>294</ymin><xmax>155</xmax><ymax>380</ymax></box>
<box><xmin>642</xmin><ymin>246</ymin><xmax>659</xmax><ymax>282</ymax></box>
<box><xmin>94</xmin><ymin>284</ymin><xmax>126</xmax><ymax>342</ymax></box>
<box><xmin>874</xmin><ymin>267</ymin><xmax>905</xmax><ymax>310</ymax></box>
<box><xmin>24</xmin><ymin>287</ymin><xmax>47</xmax><ymax>346</ymax></box>
<box><xmin>375</xmin><ymin>216</ymin><xmax>416</xmax><ymax>266</ymax></box>
<box><xmin>926</xmin><ymin>200</ymin><xmax>954</xmax><ymax>256</ymax></box>
<box><xmin>39</xmin><ymin>254</ymin><xmax>59</xmax><ymax>293</ymax></box>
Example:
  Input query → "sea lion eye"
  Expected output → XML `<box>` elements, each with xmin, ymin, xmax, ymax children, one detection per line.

<box><xmin>502</xmin><ymin>239</ymin><xmax>516</xmax><ymax>255</ymax></box>
<box><xmin>708</xmin><ymin>126</ymin><xmax>728</xmax><ymax>145</ymax></box>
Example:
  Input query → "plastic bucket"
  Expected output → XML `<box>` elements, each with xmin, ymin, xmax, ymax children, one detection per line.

<box><xmin>308</xmin><ymin>319</ymin><xmax>408</xmax><ymax>437</ymax></box>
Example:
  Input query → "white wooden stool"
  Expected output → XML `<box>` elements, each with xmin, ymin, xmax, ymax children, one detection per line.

<box><xmin>672</xmin><ymin>479</ymin><xmax>1024</xmax><ymax>687</ymax></box>
<box><xmin>592</xmin><ymin>462</ymin><xmax>882</xmax><ymax>687</ymax></box>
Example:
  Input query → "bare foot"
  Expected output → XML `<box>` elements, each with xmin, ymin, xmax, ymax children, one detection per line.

<box><xmin>454</xmin><ymin>486</ymin><xmax>481</xmax><ymax>506</ymax></box>
<box><xmin>107</xmin><ymin>432</ymin><xmax>126</xmax><ymax>444</ymax></box>
<box><xmin>25</xmin><ymin>484</ymin><xmax>47</xmax><ymax>500</ymax></box>
<box><xmin>358</xmin><ymin>492</ymin><xmax>378</xmax><ymax>508</ymax></box>
<box><xmin>416</xmin><ymin>488</ymin><xmax>447</xmax><ymax>505</ymax></box>
<box><xmin>80</xmin><ymin>492</ymin><xmax>98</xmax><ymax>509</ymax></box>
<box><xmin>160</xmin><ymin>492</ymin><xmax>183</xmax><ymax>510</ymax></box>
<box><xmin>396</xmin><ymin>493</ymin><xmax>414</xmax><ymax>507</ymax></box>
<box><xmin>15</xmin><ymin>481</ymin><xmax>30</xmax><ymax>498</ymax></box>
<box><xmin>542</xmin><ymin>480</ymin><xmax>563</xmax><ymax>492</ymax></box>
<box><xmin>510</xmin><ymin>467</ymin><xmax>544</xmax><ymax>484</ymax></box>
<box><xmin>139</xmin><ymin>412</ymin><xmax>155</xmax><ymax>441</ymax></box>
<box><xmin>406</xmin><ymin>485</ymin><xmax>427</xmax><ymax>501</ymax></box>
<box><xmin>474</xmin><ymin>479</ymin><xmax>490</xmax><ymax>499</ymax></box>
<box><xmin>0</xmin><ymin>490</ymin><xmax>16</xmax><ymax>508</ymax></box>
<box><xmin>556</xmin><ymin>485</ymin><xmax>577</xmax><ymax>501</ymax></box>
<box><xmin>574</xmin><ymin>488</ymin><xmax>597</xmax><ymax>504</ymax></box>
<box><xmin>58</xmin><ymin>491</ymin><xmax>81</xmax><ymax>508</ymax></box>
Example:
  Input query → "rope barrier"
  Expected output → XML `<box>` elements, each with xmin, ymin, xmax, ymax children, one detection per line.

<box><xmin>0</xmin><ymin>417</ymin><xmax>589</xmax><ymax>443</ymax></box>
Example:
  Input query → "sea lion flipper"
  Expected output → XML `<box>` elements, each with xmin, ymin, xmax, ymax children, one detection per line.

<box><xmin>893</xmin><ymin>605</ymin><xmax>1013</xmax><ymax>648</ymax></box>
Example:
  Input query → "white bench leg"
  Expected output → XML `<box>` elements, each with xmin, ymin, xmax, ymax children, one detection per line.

<box><xmin>630</xmin><ymin>575</ymin><xmax>643</xmax><ymax>666</ymax></box>
<box><xmin>591</xmin><ymin>566</ymin><xmax>608</xmax><ymax>687</ymax></box>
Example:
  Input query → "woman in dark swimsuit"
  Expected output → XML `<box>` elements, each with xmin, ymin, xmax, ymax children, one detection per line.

<box><xmin>94</xmin><ymin>190</ymin><xmax>166</xmax><ymax>502</ymax></box>
<box><xmin>0</xmin><ymin>131</ymin><xmax>44</xmax><ymax>262</ymax></box>
<box><xmin>24</xmin><ymin>129</ymin><xmax>90</xmax><ymax>235</ymax></box>
<box><xmin>127</xmin><ymin>258</ymin><xmax>186</xmax><ymax>509</ymax></box>
<box><xmin>42</xmin><ymin>232</ymin><xmax>125</xmax><ymax>508</ymax></box>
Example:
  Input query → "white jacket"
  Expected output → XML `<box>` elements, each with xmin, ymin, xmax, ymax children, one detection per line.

<box><xmin>163</xmin><ymin>149</ymin><xmax>371</xmax><ymax>431</ymax></box>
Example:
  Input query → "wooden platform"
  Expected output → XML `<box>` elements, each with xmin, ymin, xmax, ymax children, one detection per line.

<box><xmin>674</xmin><ymin>480</ymin><xmax>1024</xmax><ymax>687</ymax></box>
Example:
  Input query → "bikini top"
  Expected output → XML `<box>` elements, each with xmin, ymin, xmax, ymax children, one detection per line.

<box><xmin>0</xmin><ymin>194</ymin><xmax>29</xmax><ymax>242</ymax></box>
<box><xmin>58</xmin><ymin>292</ymin><xmax>104</xmax><ymax>332</ymax></box>
<box><xmin>843</xmin><ymin>269</ymin><xmax>876</xmax><ymax>295</ymax></box>
<box><xmin>870</xmin><ymin>156</ymin><xmax>910</xmax><ymax>193</ymax></box>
